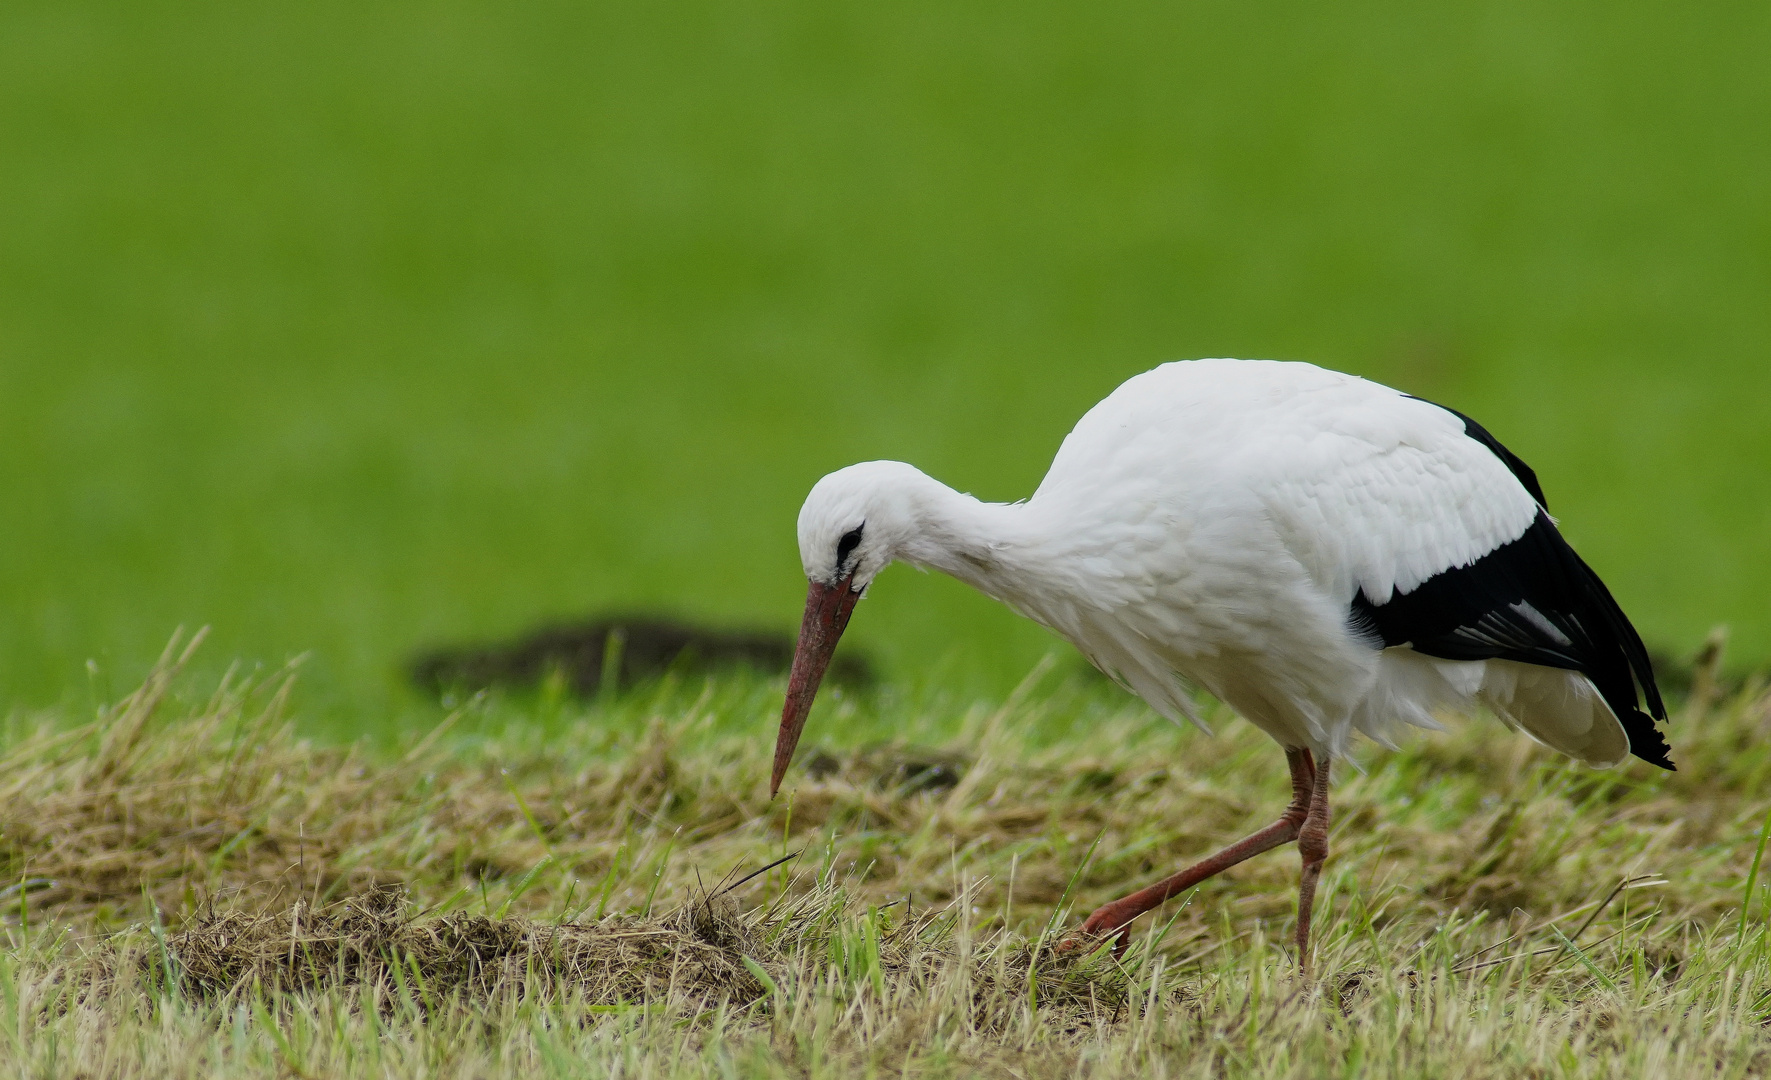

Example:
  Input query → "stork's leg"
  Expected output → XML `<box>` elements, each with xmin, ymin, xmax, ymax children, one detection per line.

<box><xmin>1072</xmin><ymin>748</ymin><xmax>1317</xmax><ymax>952</ymax></box>
<box><xmin>1293</xmin><ymin>753</ymin><xmax>1333</xmax><ymax>977</ymax></box>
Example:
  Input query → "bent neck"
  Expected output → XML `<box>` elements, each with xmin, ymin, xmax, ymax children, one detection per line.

<box><xmin>888</xmin><ymin>471</ymin><xmax>1034</xmax><ymax>599</ymax></box>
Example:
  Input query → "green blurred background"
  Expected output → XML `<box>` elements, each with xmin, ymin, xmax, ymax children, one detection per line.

<box><xmin>2</xmin><ymin>0</ymin><xmax>1767</xmax><ymax>731</ymax></box>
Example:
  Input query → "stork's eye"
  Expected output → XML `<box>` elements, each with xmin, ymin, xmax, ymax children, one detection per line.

<box><xmin>835</xmin><ymin>524</ymin><xmax>864</xmax><ymax>570</ymax></box>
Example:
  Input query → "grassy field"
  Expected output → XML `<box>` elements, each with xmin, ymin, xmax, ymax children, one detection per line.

<box><xmin>4</xmin><ymin>4</ymin><xmax>1771</xmax><ymax>1071</ymax></box>
<box><xmin>4</xmin><ymin>639</ymin><xmax>1771</xmax><ymax>1076</ymax></box>
<box><xmin>3</xmin><ymin>1</ymin><xmax>1770</xmax><ymax>732</ymax></box>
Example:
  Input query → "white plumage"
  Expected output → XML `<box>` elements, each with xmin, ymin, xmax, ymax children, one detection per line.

<box><xmin>775</xmin><ymin>357</ymin><xmax>1668</xmax><ymax>969</ymax></box>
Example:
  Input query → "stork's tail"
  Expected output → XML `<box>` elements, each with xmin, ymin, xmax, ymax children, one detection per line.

<box><xmin>1475</xmin><ymin>660</ymin><xmax>1632</xmax><ymax>769</ymax></box>
<box><xmin>1355</xmin><ymin>650</ymin><xmax>1641</xmax><ymax>770</ymax></box>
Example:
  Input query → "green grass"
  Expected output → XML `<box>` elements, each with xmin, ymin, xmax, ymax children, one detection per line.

<box><xmin>3</xmin><ymin>1</ymin><xmax>1770</xmax><ymax>731</ymax></box>
<box><xmin>5</xmin><ymin>646</ymin><xmax>1771</xmax><ymax>1076</ymax></box>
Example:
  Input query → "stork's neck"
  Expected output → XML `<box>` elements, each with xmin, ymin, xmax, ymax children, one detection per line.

<box><xmin>890</xmin><ymin>473</ymin><xmax>1035</xmax><ymax>600</ymax></box>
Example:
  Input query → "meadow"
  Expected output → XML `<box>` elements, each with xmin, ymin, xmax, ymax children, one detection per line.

<box><xmin>4</xmin><ymin>1</ymin><xmax>1771</xmax><ymax>1074</ymax></box>
<box><xmin>4</xmin><ymin>637</ymin><xmax>1771</xmax><ymax>1077</ymax></box>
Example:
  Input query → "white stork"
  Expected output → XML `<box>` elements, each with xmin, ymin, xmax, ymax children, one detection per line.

<box><xmin>769</xmin><ymin>358</ymin><xmax>1669</xmax><ymax>972</ymax></box>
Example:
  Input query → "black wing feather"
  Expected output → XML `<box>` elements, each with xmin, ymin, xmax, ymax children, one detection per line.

<box><xmin>1351</xmin><ymin>403</ymin><xmax>1671</xmax><ymax>769</ymax></box>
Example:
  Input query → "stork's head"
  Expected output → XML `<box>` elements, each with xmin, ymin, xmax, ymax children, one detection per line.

<box><xmin>796</xmin><ymin>460</ymin><xmax>931</xmax><ymax>589</ymax></box>
<box><xmin>772</xmin><ymin>461</ymin><xmax>927</xmax><ymax>795</ymax></box>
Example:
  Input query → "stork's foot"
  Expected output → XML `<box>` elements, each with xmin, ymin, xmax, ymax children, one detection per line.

<box><xmin>1059</xmin><ymin>905</ymin><xmax>1137</xmax><ymax>958</ymax></box>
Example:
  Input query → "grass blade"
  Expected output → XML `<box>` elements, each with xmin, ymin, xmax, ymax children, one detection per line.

<box><xmin>1741</xmin><ymin>803</ymin><xmax>1771</xmax><ymax>940</ymax></box>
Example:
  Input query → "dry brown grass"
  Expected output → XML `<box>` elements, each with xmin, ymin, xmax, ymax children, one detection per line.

<box><xmin>161</xmin><ymin>884</ymin><xmax>779</xmax><ymax>1007</ymax></box>
<box><xmin>129</xmin><ymin>880</ymin><xmax>1128</xmax><ymax>1038</ymax></box>
<box><xmin>5</xmin><ymin>631</ymin><xmax>1771</xmax><ymax>1076</ymax></box>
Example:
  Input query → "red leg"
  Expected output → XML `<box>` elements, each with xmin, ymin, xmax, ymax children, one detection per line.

<box><xmin>1293</xmin><ymin>754</ymin><xmax>1332</xmax><ymax>977</ymax></box>
<box><xmin>1071</xmin><ymin>748</ymin><xmax>1317</xmax><ymax>953</ymax></box>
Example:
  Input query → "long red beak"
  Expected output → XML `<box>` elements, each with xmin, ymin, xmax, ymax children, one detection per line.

<box><xmin>771</xmin><ymin>575</ymin><xmax>862</xmax><ymax>796</ymax></box>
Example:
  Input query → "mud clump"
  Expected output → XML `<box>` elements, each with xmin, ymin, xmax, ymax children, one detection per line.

<box><xmin>409</xmin><ymin>615</ymin><xmax>875</xmax><ymax>699</ymax></box>
<box><xmin>804</xmin><ymin>745</ymin><xmax>970</xmax><ymax>796</ymax></box>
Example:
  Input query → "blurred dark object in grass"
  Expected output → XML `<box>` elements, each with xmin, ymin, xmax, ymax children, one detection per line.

<box><xmin>409</xmin><ymin>614</ymin><xmax>875</xmax><ymax>699</ymax></box>
<box><xmin>803</xmin><ymin>744</ymin><xmax>969</xmax><ymax>796</ymax></box>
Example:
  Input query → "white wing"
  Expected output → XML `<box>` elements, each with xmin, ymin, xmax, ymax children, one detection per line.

<box><xmin>1038</xmin><ymin>358</ymin><xmax>1540</xmax><ymax>607</ymax></box>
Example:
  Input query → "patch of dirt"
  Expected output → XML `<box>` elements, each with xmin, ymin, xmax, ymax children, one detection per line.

<box><xmin>153</xmin><ymin>884</ymin><xmax>773</xmax><ymax>1009</ymax></box>
<box><xmin>408</xmin><ymin>614</ymin><xmax>875</xmax><ymax>698</ymax></box>
<box><xmin>804</xmin><ymin>745</ymin><xmax>971</xmax><ymax>795</ymax></box>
